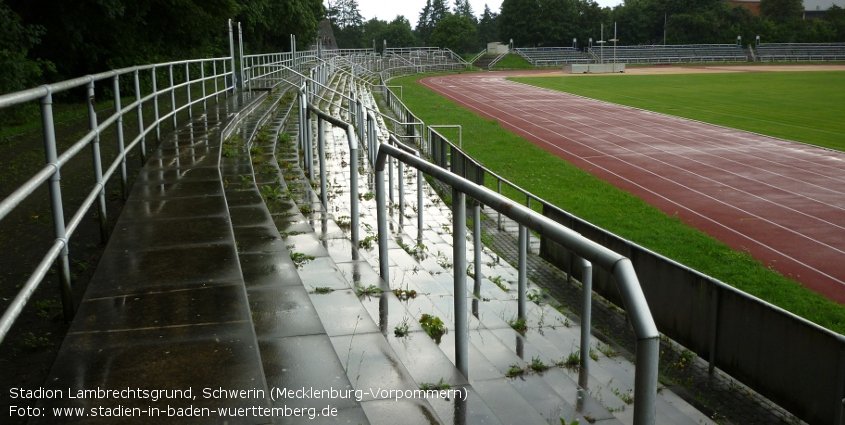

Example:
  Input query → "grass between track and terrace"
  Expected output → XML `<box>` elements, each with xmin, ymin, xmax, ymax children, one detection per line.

<box><xmin>511</xmin><ymin>71</ymin><xmax>845</xmax><ymax>152</ymax></box>
<box><xmin>391</xmin><ymin>73</ymin><xmax>845</xmax><ymax>334</ymax></box>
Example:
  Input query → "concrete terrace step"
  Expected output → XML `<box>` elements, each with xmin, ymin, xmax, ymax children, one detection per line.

<box><xmin>31</xmin><ymin>92</ymin><xmax>271</xmax><ymax>424</ymax></box>
<box><xmin>257</xmin><ymin>72</ymin><xmax>616</xmax><ymax>425</ymax></box>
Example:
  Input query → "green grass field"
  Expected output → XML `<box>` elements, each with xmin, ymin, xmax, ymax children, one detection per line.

<box><xmin>512</xmin><ymin>71</ymin><xmax>845</xmax><ymax>152</ymax></box>
<box><xmin>391</xmin><ymin>72</ymin><xmax>845</xmax><ymax>334</ymax></box>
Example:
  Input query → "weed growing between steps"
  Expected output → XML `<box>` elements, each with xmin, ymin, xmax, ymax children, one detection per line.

<box><xmin>419</xmin><ymin>314</ymin><xmax>447</xmax><ymax>343</ymax></box>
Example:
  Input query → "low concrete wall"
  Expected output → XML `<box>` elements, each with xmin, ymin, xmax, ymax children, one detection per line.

<box><xmin>564</xmin><ymin>63</ymin><xmax>626</xmax><ymax>73</ymax></box>
<box><xmin>540</xmin><ymin>204</ymin><xmax>845</xmax><ymax>425</ymax></box>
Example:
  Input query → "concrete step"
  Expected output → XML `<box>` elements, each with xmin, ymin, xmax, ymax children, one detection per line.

<box><xmin>31</xmin><ymin>92</ymin><xmax>272</xmax><ymax>424</ymax></box>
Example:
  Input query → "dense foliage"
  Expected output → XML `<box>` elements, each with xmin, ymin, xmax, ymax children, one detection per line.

<box><xmin>0</xmin><ymin>0</ymin><xmax>324</xmax><ymax>94</ymax></box>
<box><xmin>322</xmin><ymin>0</ymin><xmax>845</xmax><ymax>53</ymax></box>
<box><xmin>3</xmin><ymin>0</ymin><xmax>845</xmax><ymax>97</ymax></box>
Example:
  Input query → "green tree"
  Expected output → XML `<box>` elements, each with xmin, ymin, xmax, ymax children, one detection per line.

<box><xmin>760</xmin><ymin>0</ymin><xmax>803</xmax><ymax>23</ymax></box>
<box><xmin>454</xmin><ymin>0</ymin><xmax>477</xmax><ymax>22</ymax></box>
<box><xmin>383</xmin><ymin>16</ymin><xmax>419</xmax><ymax>48</ymax></box>
<box><xmin>498</xmin><ymin>0</ymin><xmax>542</xmax><ymax>46</ymax></box>
<box><xmin>478</xmin><ymin>4</ymin><xmax>499</xmax><ymax>46</ymax></box>
<box><xmin>416</xmin><ymin>0</ymin><xmax>435</xmax><ymax>44</ymax></box>
<box><xmin>327</xmin><ymin>0</ymin><xmax>365</xmax><ymax>47</ymax></box>
<box><xmin>432</xmin><ymin>13</ymin><xmax>478</xmax><ymax>52</ymax></box>
<box><xmin>0</xmin><ymin>0</ymin><xmax>53</xmax><ymax>95</ymax></box>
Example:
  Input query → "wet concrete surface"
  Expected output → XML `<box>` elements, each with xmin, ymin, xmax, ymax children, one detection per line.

<box><xmin>32</xmin><ymin>93</ymin><xmax>271</xmax><ymax>424</ymax></box>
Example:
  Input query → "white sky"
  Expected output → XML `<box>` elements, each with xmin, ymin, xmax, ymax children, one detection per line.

<box><xmin>355</xmin><ymin>0</ymin><xmax>624</xmax><ymax>28</ymax></box>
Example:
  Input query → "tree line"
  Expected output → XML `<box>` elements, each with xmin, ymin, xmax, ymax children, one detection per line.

<box><xmin>0</xmin><ymin>0</ymin><xmax>324</xmax><ymax>95</ymax></box>
<box><xmin>3</xmin><ymin>0</ymin><xmax>845</xmax><ymax>97</ymax></box>
<box><xmin>327</xmin><ymin>0</ymin><xmax>845</xmax><ymax>52</ymax></box>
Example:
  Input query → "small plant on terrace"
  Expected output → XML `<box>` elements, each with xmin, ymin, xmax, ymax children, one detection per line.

<box><xmin>419</xmin><ymin>314</ymin><xmax>447</xmax><ymax>343</ymax></box>
<box><xmin>262</xmin><ymin>185</ymin><xmax>283</xmax><ymax>201</ymax></box>
<box><xmin>250</xmin><ymin>145</ymin><xmax>263</xmax><ymax>156</ymax></box>
<box><xmin>355</xmin><ymin>285</ymin><xmax>383</xmax><ymax>298</ymax></box>
<box><xmin>394</xmin><ymin>317</ymin><xmax>410</xmax><ymax>337</ymax></box>
<box><xmin>314</xmin><ymin>287</ymin><xmax>334</xmax><ymax>294</ymax></box>
<box><xmin>529</xmin><ymin>356</ymin><xmax>549</xmax><ymax>373</ymax></box>
<box><xmin>290</xmin><ymin>251</ymin><xmax>315</xmax><ymax>268</ymax></box>
<box><xmin>509</xmin><ymin>316</ymin><xmax>528</xmax><ymax>334</ymax></box>
<box><xmin>419</xmin><ymin>378</ymin><xmax>451</xmax><ymax>391</ymax></box>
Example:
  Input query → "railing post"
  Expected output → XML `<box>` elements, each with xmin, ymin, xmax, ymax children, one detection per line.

<box><xmin>213</xmin><ymin>61</ymin><xmax>219</xmax><ymax>101</ymax></box>
<box><xmin>518</xmin><ymin>225</ymin><xmax>527</xmax><ymax>320</ymax></box>
<box><xmin>452</xmin><ymin>187</ymin><xmax>469</xmax><ymax>379</ymax></box>
<box><xmin>152</xmin><ymin>67</ymin><xmax>161</xmax><ymax>144</ymax></box>
<box><xmin>318</xmin><ymin>117</ymin><xmax>327</xmax><ymax>209</ymax></box>
<box><xmin>200</xmin><ymin>61</ymin><xmax>207</xmax><ymax>111</ymax></box>
<box><xmin>185</xmin><ymin>62</ymin><xmax>192</xmax><ymax>119</ymax></box>
<box><xmin>306</xmin><ymin>107</ymin><xmax>313</xmax><ymax>180</ymax></box>
<box><xmin>376</xmin><ymin>166</ymin><xmax>389</xmax><ymax>280</ymax></box>
<box><xmin>579</xmin><ymin>258</ymin><xmax>593</xmax><ymax>390</ymax></box>
<box><xmin>238</xmin><ymin>22</ymin><xmax>246</xmax><ymax>91</ymax></box>
<box><xmin>388</xmin><ymin>156</ymin><xmax>394</xmax><ymax>204</ymax></box>
<box><xmin>348</xmin><ymin>126</ymin><xmax>360</xmax><ymax>252</ymax></box>
<box><xmin>473</xmin><ymin>200</ymin><xmax>482</xmax><ymax>295</ymax></box>
<box><xmin>169</xmin><ymin>65</ymin><xmax>177</xmax><ymax>129</ymax></box>
<box><xmin>497</xmin><ymin>179</ymin><xmax>503</xmax><ymax>230</ymax></box>
<box><xmin>112</xmin><ymin>76</ymin><xmax>128</xmax><ymax>199</ymax></box>
<box><xmin>229</xmin><ymin>19</ymin><xmax>237</xmax><ymax>94</ymax></box>
<box><xmin>41</xmin><ymin>91</ymin><xmax>74</xmax><ymax>321</ymax></box>
<box><xmin>398</xmin><ymin>161</ymin><xmax>405</xmax><ymax>225</ymax></box>
<box><xmin>417</xmin><ymin>166</ymin><xmax>424</xmax><ymax>244</ymax></box>
<box><xmin>86</xmin><ymin>80</ymin><xmax>109</xmax><ymax>243</ymax></box>
<box><xmin>134</xmin><ymin>70</ymin><xmax>147</xmax><ymax>164</ymax></box>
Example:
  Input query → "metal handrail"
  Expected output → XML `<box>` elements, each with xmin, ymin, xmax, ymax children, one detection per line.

<box><xmin>0</xmin><ymin>53</ymin><xmax>236</xmax><ymax>346</ymax></box>
<box><xmin>373</xmin><ymin>142</ymin><xmax>659</xmax><ymax>424</ymax></box>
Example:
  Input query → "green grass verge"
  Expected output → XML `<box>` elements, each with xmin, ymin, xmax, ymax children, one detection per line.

<box><xmin>492</xmin><ymin>54</ymin><xmax>533</xmax><ymax>69</ymax></box>
<box><xmin>511</xmin><ymin>72</ymin><xmax>845</xmax><ymax>152</ymax></box>
<box><xmin>392</xmin><ymin>74</ymin><xmax>845</xmax><ymax>334</ymax></box>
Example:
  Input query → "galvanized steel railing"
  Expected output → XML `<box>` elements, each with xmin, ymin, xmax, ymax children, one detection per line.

<box><xmin>0</xmin><ymin>54</ymin><xmax>236</xmax><ymax>345</ymax></box>
<box><xmin>372</xmin><ymin>142</ymin><xmax>660</xmax><ymax>425</ymax></box>
<box><xmin>310</xmin><ymin>67</ymin><xmax>660</xmax><ymax>424</ymax></box>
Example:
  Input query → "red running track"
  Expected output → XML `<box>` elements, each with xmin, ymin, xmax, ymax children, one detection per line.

<box><xmin>421</xmin><ymin>71</ymin><xmax>845</xmax><ymax>304</ymax></box>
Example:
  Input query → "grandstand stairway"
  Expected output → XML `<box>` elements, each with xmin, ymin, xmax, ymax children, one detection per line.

<box><xmin>472</xmin><ymin>54</ymin><xmax>499</xmax><ymax>69</ymax></box>
<box><xmin>34</xmin><ymin>65</ymin><xmax>721</xmax><ymax>424</ymax></box>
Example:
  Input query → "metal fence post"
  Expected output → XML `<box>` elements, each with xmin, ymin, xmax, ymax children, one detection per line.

<box><xmin>376</xmin><ymin>167</ymin><xmax>389</xmax><ymax>281</ymax></box>
<box><xmin>579</xmin><ymin>258</ymin><xmax>593</xmax><ymax>390</ymax></box>
<box><xmin>41</xmin><ymin>91</ymin><xmax>74</xmax><ymax>321</ymax></box>
<box><xmin>168</xmin><ymin>65</ymin><xmax>177</xmax><ymax>129</ymax></box>
<box><xmin>318</xmin><ymin>117</ymin><xmax>327</xmax><ymax>208</ymax></box>
<box><xmin>398</xmin><ymin>161</ymin><xmax>404</xmax><ymax>225</ymax></box>
<box><xmin>518</xmin><ymin>225</ymin><xmax>527</xmax><ymax>320</ymax></box>
<box><xmin>213</xmin><ymin>61</ymin><xmax>219</xmax><ymax>101</ymax></box>
<box><xmin>497</xmin><ymin>180</ymin><xmax>503</xmax><ymax>230</ymax></box>
<box><xmin>417</xmin><ymin>166</ymin><xmax>424</xmax><ymax>244</ymax></box>
<box><xmin>452</xmin><ymin>187</ymin><xmax>469</xmax><ymax>378</ymax></box>
<box><xmin>238</xmin><ymin>22</ymin><xmax>246</xmax><ymax>91</ymax></box>
<box><xmin>229</xmin><ymin>19</ymin><xmax>237</xmax><ymax>94</ymax></box>
<box><xmin>306</xmin><ymin>107</ymin><xmax>314</xmax><ymax>180</ymax></box>
<box><xmin>152</xmin><ymin>67</ymin><xmax>161</xmax><ymax>144</ymax></box>
<box><xmin>200</xmin><ymin>61</ymin><xmax>207</xmax><ymax>111</ymax></box>
<box><xmin>348</xmin><ymin>126</ymin><xmax>360</xmax><ymax>251</ymax></box>
<box><xmin>134</xmin><ymin>70</ymin><xmax>147</xmax><ymax>164</ymax></box>
<box><xmin>473</xmin><ymin>201</ymin><xmax>482</xmax><ymax>295</ymax></box>
<box><xmin>112</xmin><ymin>76</ymin><xmax>128</xmax><ymax>199</ymax></box>
<box><xmin>86</xmin><ymin>80</ymin><xmax>109</xmax><ymax>243</ymax></box>
<box><xmin>388</xmin><ymin>156</ymin><xmax>394</xmax><ymax>204</ymax></box>
<box><xmin>185</xmin><ymin>62</ymin><xmax>192</xmax><ymax>119</ymax></box>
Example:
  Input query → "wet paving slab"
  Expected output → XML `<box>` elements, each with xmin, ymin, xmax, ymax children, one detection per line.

<box><xmin>37</xmin><ymin>92</ymin><xmax>272</xmax><ymax>421</ymax></box>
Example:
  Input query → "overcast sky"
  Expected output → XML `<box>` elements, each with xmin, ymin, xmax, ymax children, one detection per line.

<box><xmin>355</xmin><ymin>0</ymin><xmax>624</xmax><ymax>28</ymax></box>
